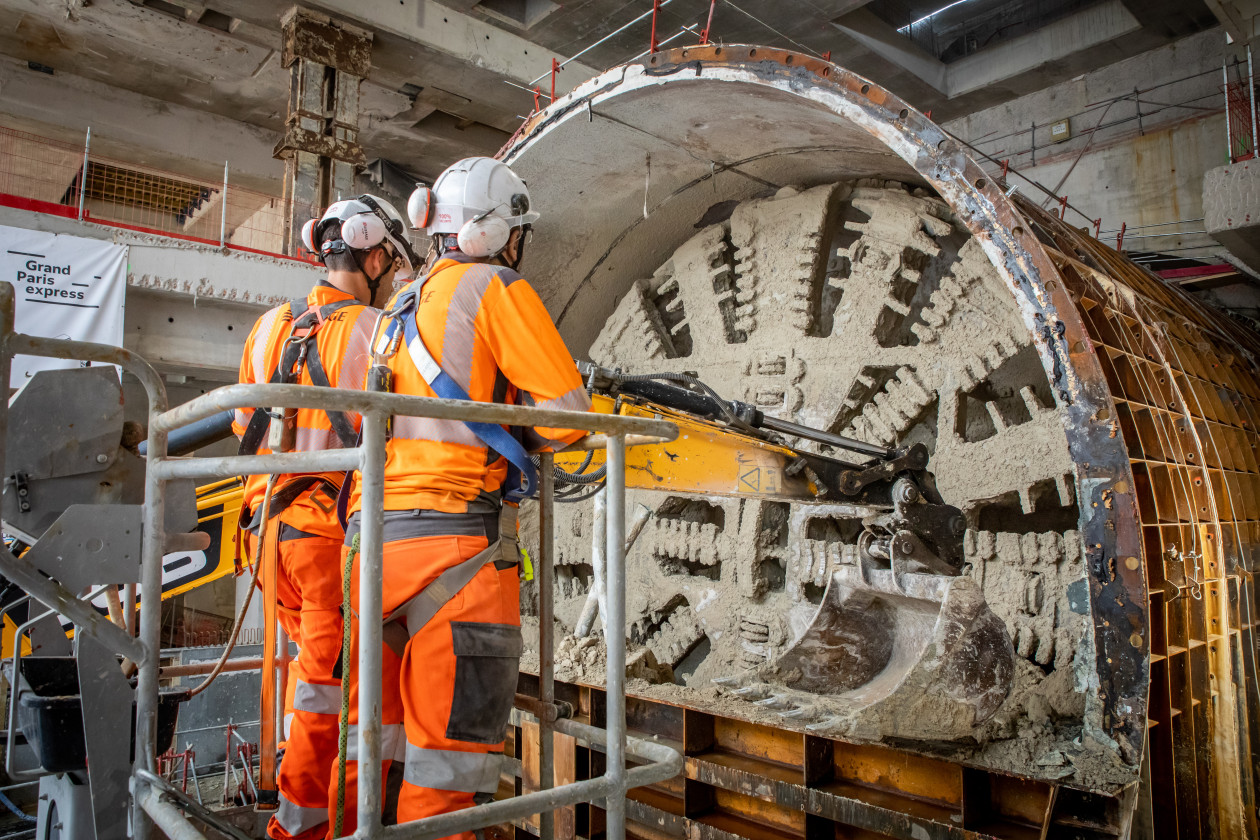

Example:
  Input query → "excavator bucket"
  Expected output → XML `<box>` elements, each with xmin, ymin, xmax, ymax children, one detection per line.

<box><xmin>721</xmin><ymin>564</ymin><xmax>1014</xmax><ymax>743</ymax></box>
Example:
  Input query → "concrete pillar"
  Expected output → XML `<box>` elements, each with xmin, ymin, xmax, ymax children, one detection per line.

<box><xmin>274</xmin><ymin>8</ymin><xmax>371</xmax><ymax>256</ymax></box>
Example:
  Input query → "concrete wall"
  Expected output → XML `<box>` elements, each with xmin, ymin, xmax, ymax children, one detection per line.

<box><xmin>989</xmin><ymin>115</ymin><xmax>1223</xmax><ymax>255</ymax></box>
<box><xmin>1204</xmin><ymin>160</ymin><xmax>1260</xmax><ymax>272</ymax></box>
<box><xmin>0</xmin><ymin>55</ymin><xmax>283</xmax><ymax>192</ymax></box>
<box><xmin>943</xmin><ymin>28</ymin><xmax>1231</xmax><ymax>258</ymax></box>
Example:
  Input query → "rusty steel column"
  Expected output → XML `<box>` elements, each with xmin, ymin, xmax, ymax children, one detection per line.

<box><xmin>275</xmin><ymin>8</ymin><xmax>370</xmax><ymax>256</ymax></box>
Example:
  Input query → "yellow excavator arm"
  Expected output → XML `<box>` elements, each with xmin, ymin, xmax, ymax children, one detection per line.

<box><xmin>557</xmin><ymin>394</ymin><xmax>821</xmax><ymax>501</ymax></box>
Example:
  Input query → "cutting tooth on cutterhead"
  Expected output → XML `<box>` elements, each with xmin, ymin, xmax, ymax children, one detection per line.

<box><xmin>711</xmin><ymin>674</ymin><xmax>743</xmax><ymax>687</ymax></box>
<box><xmin>778</xmin><ymin>707</ymin><xmax>815</xmax><ymax>721</ymax></box>
<box><xmin>732</xmin><ymin>684</ymin><xmax>769</xmax><ymax>700</ymax></box>
<box><xmin>754</xmin><ymin>695</ymin><xmax>796</xmax><ymax>711</ymax></box>
<box><xmin>806</xmin><ymin>717</ymin><xmax>843</xmax><ymax>732</ymax></box>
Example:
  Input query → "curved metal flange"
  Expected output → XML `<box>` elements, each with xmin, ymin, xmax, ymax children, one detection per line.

<box><xmin>502</xmin><ymin>44</ymin><xmax>1147</xmax><ymax>788</ymax></box>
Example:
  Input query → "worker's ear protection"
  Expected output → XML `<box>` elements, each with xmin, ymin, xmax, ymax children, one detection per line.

<box><xmin>303</xmin><ymin>196</ymin><xmax>403</xmax><ymax>263</ymax></box>
<box><xmin>341</xmin><ymin>212</ymin><xmax>388</xmax><ymax>250</ymax></box>
<box><xmin>407</xmin><ymin>184</ymin><xmax>433</xmax><ymax>230</ymax></box>
<box><xmin>453</xmin><ymin>193</ymin><xmax>527</xmax><ymax>258</ymax></box>
<box><xmin>300</xmin><ymin>218</ymin><xmax>321</xmax><ymax>257</ymax></box>
<box><xmin>456</xmin><ymin>211</ymin><xmax>512</xmax><ymax>258</ymax></box>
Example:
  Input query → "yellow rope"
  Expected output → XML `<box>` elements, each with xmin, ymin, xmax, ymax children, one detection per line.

<box><xmin>334</xmin><ymin>532</ymin><xmax>359</xmax><ymax>838</ymax></box>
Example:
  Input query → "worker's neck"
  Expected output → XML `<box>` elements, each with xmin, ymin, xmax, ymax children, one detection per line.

<box><xmin>446</xmin><ymin>251</ymin><xmax>511</xmax><ymax>270</ymax></box>
<box><xmin>325</xmin><ymin>269</ymin><xmax>370</xmax><ymax>304</ymax></box>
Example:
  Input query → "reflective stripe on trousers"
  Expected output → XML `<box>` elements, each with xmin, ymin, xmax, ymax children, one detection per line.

<box><xmin>403</xmin><ymin>743</ymin><xmax>502</xmax><ymax>793</ymax></box>
<box><xmin>275</xmin><ymin>794</ymin><xmax>328</xmax><ymax>837</ymax></box>
<box><xmin>292</xmin><ymin>679</ymin><xmax>341</xmax><ymax>716</ymax></box>
<box><xmin>343</xmin><ymin>722</ymin><xmax>406</xmax><ymax>762</ymax></box>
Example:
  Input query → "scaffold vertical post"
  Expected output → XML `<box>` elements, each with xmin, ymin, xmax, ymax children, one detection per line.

<box><xmin>356</xmin><ymin>411</ymin><xmax>388</xmax><ymax>839</ymax></box>
<box><xmin>78</xmin><ymin>127</ymin><xmax>90</xmax><ymax>221</ymax></box>
<box><xmin>220</xmin><ymin>162</ymin><xmax>229</xmax><ymax>247</ymax></box>
<box><xmin>649</xmin><ymin>0</ymin><xmax>661</xmax><ymax>53</ymax></box>
<box><xmin>1225</xmin><ymin>59</ymin><xmax>1233</xmax><ymax>161</ymax></box>
<box><xmin>604</xmin><ymin>434</ymin><xmax>627</xmax><ymax>840</ymax></box>
<box><xmin>1248</xmin><ymin>45</ymin><xmax>1256</xmax><ymax>156</ymax></box>
<box><xmin>135</xmin><ymin>338</ymin><xmax>171</xmax><ymax>840</ymax></box>
<box><xmin>538</xmin><ymin>452</ymin><xmax>556</xmax><ymax>840</ymax></box>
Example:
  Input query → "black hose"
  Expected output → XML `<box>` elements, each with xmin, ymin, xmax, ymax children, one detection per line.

<box><xmin>553</xmin><ymin>480</ymin><xmax>606</xmax><ymax>504</ymax></box>
<box><xmin>554</xmin><ymin>462</ymin><xmax>606</xmax><ymax>485</ymax></box>
<box><xmin>617</xmin><ymin>372</ymin><xmax>759</xmax><ymax>434</ymax></box>
<box><xmin>138</xmin><ymin>410</ymin><xmax>237</xmax><ymax>457</ymax></box>
<box><xmin>533</xmin><ymin>449</ymin><xmax>607</xmax><ymax>485</ymax></box>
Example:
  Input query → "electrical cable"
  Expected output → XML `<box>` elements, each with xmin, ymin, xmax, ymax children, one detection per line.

<box><xmin>0</xmin><ymin>791</ymin><xmax>34</xmax><ymax>823</ymax></box>
<box><xmin>721</xmin><ymin>0</ymin><xmax>825</xmax><ymax>58</ymax></box>
<box><xmin>333</xmin><ymin>533</ymin><xmax>358</xmax><ymax>839</ymax></box>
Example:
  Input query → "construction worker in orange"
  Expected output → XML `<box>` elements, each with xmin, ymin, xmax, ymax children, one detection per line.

<box><xmin>233</xmin><ymin>195</ymin><xmax>420</xmax><ymax>840</ymax></box>
<box><xmin>336</xmin><ymin>157</ymin><xmax>590</xmax><ymax>839</ymax></box>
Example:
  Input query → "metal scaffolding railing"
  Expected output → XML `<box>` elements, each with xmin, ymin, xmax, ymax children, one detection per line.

<box><xmin>0</xmin><ymin>281</ymin><xmax>682</xmax><ymax>840</ymax></box>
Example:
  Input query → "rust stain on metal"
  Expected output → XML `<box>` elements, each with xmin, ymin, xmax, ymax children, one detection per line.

<box><xmin>280</xmin><ymin>8</ymin><xmax>372</xmax><ymax>77</ymax></box>
<box><xmin>273</xmin><ymin>126</ymin><xmax>366</xmax><ymax>166</ymax></box>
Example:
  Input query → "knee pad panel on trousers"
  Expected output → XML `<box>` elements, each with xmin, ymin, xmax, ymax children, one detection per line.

<box><xmin>445</xmin><ymin>622</ymin><xmax>523</xmax><ymax>744</ymax></box>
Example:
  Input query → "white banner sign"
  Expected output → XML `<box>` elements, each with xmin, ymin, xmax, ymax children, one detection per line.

<box><xmin>0</xmin><ymin>225</ymin><xmax>127</xmax><ymax>388</ymax></box>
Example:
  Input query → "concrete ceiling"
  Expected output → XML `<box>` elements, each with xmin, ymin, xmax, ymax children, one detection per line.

<box><xmin>0</xmin><ymin>0</ymin><xmax>1226</xmax><ymax>182</ymax></box>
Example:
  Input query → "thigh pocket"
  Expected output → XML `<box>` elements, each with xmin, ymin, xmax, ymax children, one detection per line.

<box><xmin>446</xmin><ymin>622</ymin><xmax>523</xmax><ymax>744</ymax></box>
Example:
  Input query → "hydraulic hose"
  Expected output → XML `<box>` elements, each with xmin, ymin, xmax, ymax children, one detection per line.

<box><xmin>535</xmin><ymin>449</ymin><xmax>607</xmax><ymax>486</ymax></box>
<box><xmin>617</xmin><ymin>372</ymin><xmax>759</xmax><ymax>434</ymax></box>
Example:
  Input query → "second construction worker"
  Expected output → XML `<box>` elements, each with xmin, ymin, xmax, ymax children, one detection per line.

<box><xmin>337</xmin><ymin>157</ymin><xmax>590</xmax><ymax>839</ymax></box>
<box><xmin>234</xmin><ymin>195</ymin><xmax>419</xmax><ymax>840</ymax></box>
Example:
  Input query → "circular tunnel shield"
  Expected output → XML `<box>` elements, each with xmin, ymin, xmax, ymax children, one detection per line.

<box><xmin>504</xmin><ymin>45</ymin><xmax>1153</xmax><ymax>794</ymax></box>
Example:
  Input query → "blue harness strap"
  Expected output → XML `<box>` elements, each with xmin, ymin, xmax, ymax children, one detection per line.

<box><xmin>379</xmin><ymin>274</ymin><xmax>537</xmax><ymax>502</ymax></box>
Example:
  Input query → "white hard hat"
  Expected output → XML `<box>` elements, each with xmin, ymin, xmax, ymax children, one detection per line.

<box><xmin>301</xmin><ymin>194</ymin><xmax>420</xmax><ymax>280</ymax></box>
<box><xmin>408</xmin><ymin>157</ymin><xmax>539</xmax><ymax>242</ymax></box>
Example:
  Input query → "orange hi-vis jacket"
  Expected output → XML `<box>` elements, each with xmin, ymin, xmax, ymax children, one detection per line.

<box><xmin>349</xmin><ymin>252</ymin><xmax>590</xmax><ymax>515</ymax></box>
<box><xmin>233</xmin><ymin>284</ymin><xmax>379</xmax><ymax>538</ymax></box>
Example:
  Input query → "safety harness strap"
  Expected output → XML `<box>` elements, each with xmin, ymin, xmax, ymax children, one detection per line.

<box><xmin>381</xmin><ymin>506</ymin><xmax>519</xmax><ymax>658</ymax></box>
<box><xmin>377</xmin><ymin>273</ymin><xmax>538</xmax><ymax>501</ymax></box>
<box><xmin>302</xmin><ymin>336</ymin><xmax>358</xmax><ymax>447</ymax></box>
<box><xmin>239</xmin><ymin>296</ymin><xmax>361</xmax><ymax>455</ymax></box>
<box><xmin>237</xmin><ymin>475</ymin><xmax>341</xmax><ymax>533</ymax></box>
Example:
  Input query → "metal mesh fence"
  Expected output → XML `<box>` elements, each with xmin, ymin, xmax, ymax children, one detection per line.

<box><xmin>0</xmin><ymin>126</ymin><xmax>86</xmax><ymax>213</ymax></box>
<box><xmin>0</xmin><ymin>125</ymin><xmax>308</xmax><ymax>261</ymax></box>
<box><xmin>1225</xmin><ymin>58</ymin><xmax>1257</xmax><ymax>163</ymax></box>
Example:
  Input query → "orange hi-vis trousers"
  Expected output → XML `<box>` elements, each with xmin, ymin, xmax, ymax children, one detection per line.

<box><xmin>336</xmin><ymin>512</ymin><xmax>521</xmax><ymax>840</ymax></box>
<box><xmin>251</xmin><ymin>524</ymin><xmax>346</xmax><ymax>840</ymax></box>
